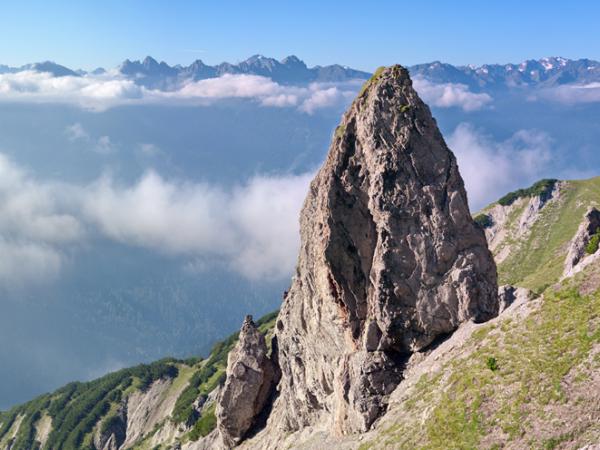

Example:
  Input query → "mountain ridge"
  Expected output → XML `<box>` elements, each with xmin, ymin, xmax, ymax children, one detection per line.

<box><xmin>2</xmin><ymin>55</ymin><xmax>600</xmax><ymax>91</ymax></box>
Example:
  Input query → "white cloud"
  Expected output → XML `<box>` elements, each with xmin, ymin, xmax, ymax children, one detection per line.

<box><xmin>0</xmin><ymin>70</ymin><xmax>357</xmax><ymax>113</ymax></box>
<box><xmin>447</xmin><ymin>123</ymin><xmax>553</xmax><ymax>210</ymax></box>
<box><xmin>0</xmin><ymin>149</ymin><xmax>313</xmax><ymax>284</ymax></box>
<box><xmin>0</xmin><ymin>239</ymin><xmax>63</xmax><ymax>285</ymax></box>
<box><xmin>65</xmin><ymin>123</ymin><xmax>117</xmax><ymax>154</ymax></box>
<box><xmin>300</xmin><ymin>86</ymin><xmax>346</xmax><ymax>113</ymax></box>
<box><xmin>534</xmin><ymin>82</ymin><xmax>600</xmax><ymax>104</ymax></box>
<box><xmin>0</xmin><ymin>154</ymin><xmax>82</xmax><ymax>244</ymax></box>
<box><xmin>0</xmin><ymin>154</ymin><xmax>82</xmax><ymax>285</ymax></box>
<box><xmin>65</xmin><ymin>123</ymin><xmax>89</xmax><ymax>141</ymax></box>
<box><xmin>0</xmin><ymin>71</ymin><xmax>142</xmax><ymax>110</ymax></box>
<box><xmin>228</xmin><ymin>172</ymin><xmax>313</xmax><ymax>279</ymax></box>
<box><xmin>80</xmin><ymin>170</ymin><xmax>312</xmax><ymax>280</ymax></box>
<box><xmin>413</xmin><ymin>77</ymin><xmax>492</xmax><ymax>111</ymax></box>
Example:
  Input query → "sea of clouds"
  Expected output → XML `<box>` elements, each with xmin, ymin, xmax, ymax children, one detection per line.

<box><xmin>0</xmin><ymin>68</ymin><xmax>593</xmax><ymax>287</ymax></box>
<box><xmin>0</xmin><ymin>70</ymin><xmax>497</xmax><ymax>113</ymax></box>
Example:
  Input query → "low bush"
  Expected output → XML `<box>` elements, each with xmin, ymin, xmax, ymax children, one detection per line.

<box><xmin>486</xmin><ymin>356</ymin><xmax>498</xmax><ymax>371</ymax></box>
<box><xmin>586</xmin><ymin>228</ymin><xmax>600</xmax><ymax>254</ymax></box>
<box><xmin>473</xmin><ymin>214</ymin><xmax>493</xmax><ymax>229</ymax></box>
<box><xmin>498</xmin><ymin>179</ymin><xmax>558</xmax><ymax>206</ymax></box>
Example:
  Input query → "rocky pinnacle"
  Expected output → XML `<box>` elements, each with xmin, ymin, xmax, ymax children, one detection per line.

<box><xmin>216</xmin><ymin>315</ymin><xmax>277</xmax><ymax>447</ymax></box>
<box><xmin>270</xmin><ymin>65</ymin><xmax>498</xmax><ymax>435</ymax></box>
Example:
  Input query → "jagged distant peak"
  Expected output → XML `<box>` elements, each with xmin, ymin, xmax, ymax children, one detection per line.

<box><xmin>20</xmin><ymin>61</ymin><xmax>80</xmax><ymax>77</ymax></box>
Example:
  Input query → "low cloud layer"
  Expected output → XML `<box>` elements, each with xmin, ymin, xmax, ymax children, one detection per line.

<box><xmin>0</xmin><ymin>155</ymin><xmax>81</xmax><ymax>285</ymax></box>
<box><xmin>0</xmin><ymin>69</ymin><xmax>499</xmax><ymax>113</ymax></box>
<box><xmin>0</xmin><ymin>121</ymin><xmax>570</xmax><ymax>285</ymax></box>
<box><xmin>413</xmin><ymin>78</ymin><xmax>493</xmax><ymax>111</ymax></box>
<box><xmin>447</xmin><ymin>123</ymin><xmax>553</xmax><ymax>210</ymax></box>
<box><xmin>0</xmin><ymin>152</ymin><xmax>312</xmax><ymax>285</ymax></box>
<box><xmin>0</xmin><ymin>70</ymin><xmax>360</xmax><ymax>113</ymax></box>
<box><xmin>534</xmin><ymin>82</ymin><xmax>600</xmax><ymax>104</ymax></box>
<box><xmin>81</xmin><ymin>170</ymin><xmax>312</xmax><ymax>280</ymax></box>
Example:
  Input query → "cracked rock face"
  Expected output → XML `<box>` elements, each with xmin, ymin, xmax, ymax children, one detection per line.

<box><xmin>271</xmin><ymin>65</ymin><xmax>498</xmax><ymax>435</ymax></box>
<box><xmin>216</xmin><ymin>315</ymin><xmax>276</xmax><ymax>447</ymax></box>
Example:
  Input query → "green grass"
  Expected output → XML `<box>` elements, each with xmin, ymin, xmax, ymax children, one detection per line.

<box><xmin>496</xmin><ymin>176</ymin><xmax>600</xmax><ymax>291</ymax></box>
<box><xmin>358</xmin><ymin>66</ymin><xmax>386</xmax><ymax>97</ymax></box>
<box><xmin>187</xmin><ymin>403</ymin><xmax>217</xmax><ymax>441</ymax></box>
<box><xmin>375</xmin><ymin>280</ymin><xmax>600</xmax><ymax>449</ymax></box>
<box><xmin>334</xmin><ymin>124</ymin><xmax>346</xmax><ymax>139</ymax></box>
<box><xmin>586</xmin><ymin>228</ymin><xmax>600</xmax><ymax>254</ymax></box>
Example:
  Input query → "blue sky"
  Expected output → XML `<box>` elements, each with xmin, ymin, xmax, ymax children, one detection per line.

<box><xmin>1</xmin><ymin>1</ymin><xmax>599</xmax><ymax>71</ymax></box>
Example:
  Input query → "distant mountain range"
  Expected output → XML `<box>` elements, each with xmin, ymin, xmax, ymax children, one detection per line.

<box><xmin>0</xmin><ymin>55</ymin><xmax>372</xmax><ymax>88</ymax></box>
<box><xmin>410</xmin><ymin>56</ymin><xmax>600</xmax><ymax>90</ymax></box>
<box><xmin>118</xmin><ymin>55</ymin><xmax>372</xmax><ymax>88</ymax></box>
<box><xmin>1</xmin><ymin>55</ymin><xmax>600</xmax><ymax>90</ymax></box>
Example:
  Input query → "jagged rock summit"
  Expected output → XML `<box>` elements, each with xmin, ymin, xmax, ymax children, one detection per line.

<box><xmin>216</xmin><ymin>315</ymin><xmax>277</xmax><ymax>447</ymax></box>
<box><xmin>223</xmin><ymin>65</ymin><xmax>499</xmax><ymax>445</ymax></box>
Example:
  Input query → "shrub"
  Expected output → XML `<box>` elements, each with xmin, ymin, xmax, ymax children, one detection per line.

<box><xmin>187</xmin><ymin>403</ymin><xmax>217</xmax><ymax>441</ymax></box>
<box><xmin>486</xmin><ymin>356</ymin><xmax>498</xmax><ymax>372</ymax></box>
<box><xmin>473</xmin><ymin>214</ymin><xmax>493</xmax><ymax>229</ymax></box>
<box><xmin>497</xmin><ymin>179</ymin><xmax>558</xmax><ymax>206</ymax></box>
<box><xmin>586</xmin><ymin>228</ymin><xmax>600</xmax><ymax>254</ymax></box>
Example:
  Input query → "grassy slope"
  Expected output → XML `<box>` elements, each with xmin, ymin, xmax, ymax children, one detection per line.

<box><xmin>481</xmin><ymin>176</ymin><xmax>600</xmax><ymax>292</ymax></box>
<box><xmin>0</xmin><ymin>311</ymin><xmax>278</xmax><ymax>450</ymax></box>
<box><xmin>363</xmin><ymin>275</ymin><xmax>600</xmax><ymax>449</ymax></box>
<box><xmin>355</xmin><ymin>177</ymin><xmax>600</xmax><ymax>449</ymax></box>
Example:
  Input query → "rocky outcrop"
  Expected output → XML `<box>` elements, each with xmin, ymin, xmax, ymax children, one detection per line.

<box><xmin>216</xmin><ymin>315</ymin><xmax>277</xmax><ymax>447</ymax></box>
<box><xmin>498</xmin><ymin>285</ymin><xmax>533</xmax><ymax>313</ymax></box>
<box><xmin>94</xmin><ymin>406</ymin><xmax>127</xmax><ymax>450</ymax></box>
<box><xmin>483</xmin><ymin>182</ymin><xmax>561</xmax><ymax>264</ymax></box>
<box><xmin>120</xmin><ymin>378</ymin><xmax>174</xmax><ymax>448</ymax></box>
<box><xmin>564</xmin><ymin>207</ymin><xmax>600</xmax><ymax>277</ymax></box>
<box><xmin>264</xmin><ymin>65</ymin><xmax>498</xmax><ymax>438</ymax></box>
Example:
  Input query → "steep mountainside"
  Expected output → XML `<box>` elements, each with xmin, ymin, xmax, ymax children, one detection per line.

<box><xmin>475</xmin><ymin>176</ymin><xmax>600</xmax><ymax>292</ymax></box>
<box><xmin>3</xmin><ymin>66</ymin><xmax>600</xmax><ymax>450</ymax></box>
<box><xmin>0</xmin><ymin>314</ymin><xmax>277</xmax><ymax>450</ymax></box>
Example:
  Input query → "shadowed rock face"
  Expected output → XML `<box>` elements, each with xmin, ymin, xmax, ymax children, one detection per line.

<box><xmin>216</xmin><ymin>315</ymin><xmax>277</xmax><ymax>447</ymax></box>
<box><xmin>270</xmin><ymin>65</ymin><xmax>498</xmax><ymax>434</ymax></box>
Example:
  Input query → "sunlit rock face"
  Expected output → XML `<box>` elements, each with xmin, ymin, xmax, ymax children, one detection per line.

<box><xmin>271</xmin><ymin>65</ymin><xmax>498</xmax><ymax>435</ymax></box>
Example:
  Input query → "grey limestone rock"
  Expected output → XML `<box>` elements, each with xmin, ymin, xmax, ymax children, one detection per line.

<box><xmin>216</xmin><ymin>315</ymin><xmax>277</xmax><ymax>447</ymax></box>
<box><xmin>564</xmin><ymin>207</ymin><xmax>600</xmax><ymax>277</ymax></box>
<box><xmin>270</xmin><ymin>65</ymin><xmax>499</xmax><ymax>435</ymax></box>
